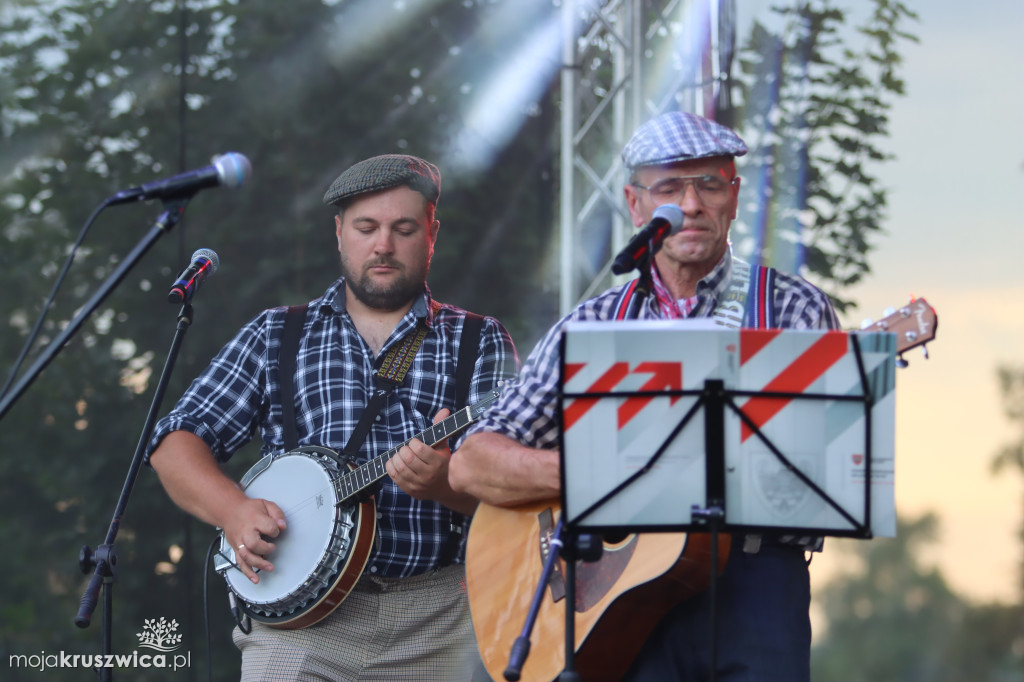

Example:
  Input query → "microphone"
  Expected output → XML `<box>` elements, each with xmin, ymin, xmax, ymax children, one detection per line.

<box><xmin>611</xmin><ymin>204</ymin><xmax>684</xmax><ymax>275</ymax></box>
<box><xmin>108</xmin><ymin>152</ymin><xmax>252</xmax><ymax>206</ymax></box>
<box><xmin>168</xmin><ymin>248</ymin><xmax>220</xmax><ymax>304</ymax></box>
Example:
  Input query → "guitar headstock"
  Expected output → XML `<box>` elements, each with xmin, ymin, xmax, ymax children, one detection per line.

<box><xmin>859</xmin><ymin>297</ymin><xmax>938</xmax><ymax>366</ymax></box>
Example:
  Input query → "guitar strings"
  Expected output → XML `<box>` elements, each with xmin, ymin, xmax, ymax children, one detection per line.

<box><xmin>246</xmin><ymin>406</ymin><xmax>473</xmax><ymax>522</ymax></box>
<box><xmin>269</xmin><ymin>392</ymin><xmax>498</xmax><ymax>518</ymax></box>
<box><xmin>219</xmin><ymin>394</ymin><xmax>500</xmax><ymax>582</ymax></box>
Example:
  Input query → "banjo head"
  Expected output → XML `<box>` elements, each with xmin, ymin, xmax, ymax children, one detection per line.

<box><xmin>219</xmin><ymin>448</ymin><xmax>369</xmax><ymax>624</ymax></box>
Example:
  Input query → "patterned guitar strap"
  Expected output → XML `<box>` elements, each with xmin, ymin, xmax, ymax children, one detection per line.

<box><xmin>343</xmin><ymin>322</ymin><xmax>430</xmax><ymax>458</ymax></box>
<box><xmin>712</xmin><ymin>259</ymin><xmax>777</xmax><ymax>330</ymax></box>
<box><xmin>279</xmin><ymin>303</ymin><xmax>481</xmax><ymax>566</ymax></box>
<box><xmin>279</xmin><ymin>304</ymin><xmax>428</xmax><ymax>460</ymax></box>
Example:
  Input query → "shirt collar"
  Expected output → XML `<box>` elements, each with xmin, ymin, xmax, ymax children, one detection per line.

<box><xmin>320</xmin><ymin>277</ymin><xmax>434</xmax><ymax>325</ymax></box>
<box><xmin>649</xmin><ymin>247</ymin><xmax>735</xmax><ymax>311</ymax></box>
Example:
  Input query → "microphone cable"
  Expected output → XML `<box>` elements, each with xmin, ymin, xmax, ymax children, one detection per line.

<box><xmin>202</xmin><ymin>531</ymin><xmax>253</xmax><ymax>682</ymax></box>
<box><xmin>0</xmin><ymin>196</ymin><xmax>117</xmax><ymax>402</ymax></box>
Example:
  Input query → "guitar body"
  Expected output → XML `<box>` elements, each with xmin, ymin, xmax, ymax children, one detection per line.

<box><xmin>467</xmin><ymin>501</ymin><xmax>729</xmax><ymax>682</ymax></box>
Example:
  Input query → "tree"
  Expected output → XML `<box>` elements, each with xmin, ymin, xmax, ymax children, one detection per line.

<box><xmin>734</xmin><ymin>0</ymin><xmax>919</xmax><ymax>313</ymax></box>
<box><xmin>1</xmin><ymin>2</ymin><xmax>558</xmax><ymax>677</ymax></box>
<box><xmin>994</xmin><ymin>364</ymin><xmax>1024</xmax><ymax>620</ymax></box>
<box><xmin>812</xmin><ymin>514</ymin><xmax>1024</xmax><ymax>681</ymax></box>
<box><xmin>990</xmin><ymin>367</ymin><xmax>1024</xmax><ymax>682</ymax></box>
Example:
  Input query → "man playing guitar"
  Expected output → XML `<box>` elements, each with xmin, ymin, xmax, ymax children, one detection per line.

<box><xmin>451</xmin><ymin>112</ymin><xmax>839</xmax><ymax>681</ymax></box>
<box><xmin>148</xmin><ymin>154</ymin><xmax>518</xmax><ymax>680</ymax></box>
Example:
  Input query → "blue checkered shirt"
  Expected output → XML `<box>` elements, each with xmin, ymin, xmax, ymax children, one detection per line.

<box><xmin>470</xmin><ymin>248</ymin><xmax>839</xmax><ymax>452</ymax></box>
<box><xmin>149</xmin><ymin>278</ymin><xmax>518</xmax><ymax>577</ymax></box>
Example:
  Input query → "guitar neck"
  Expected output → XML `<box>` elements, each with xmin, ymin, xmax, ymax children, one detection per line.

<box><xmin>337</xmin><ymin>391</ymin><xmax>498</xmax><ymax>501</ymax></box>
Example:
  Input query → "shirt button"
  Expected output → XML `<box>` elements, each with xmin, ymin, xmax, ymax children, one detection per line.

<box><xmin>375</xmin><ymin>415</ymin><xmax>382</xmax><ymax>422</ymax></box>
<box><xmin>376</xmin><ymin>512</ymin><xmax>383</xmax><ymax>519</ymax></box>
<box><xmin>369</xmin><ymin>566</ymin><xmax>378</xmax><ymax>573</ymax></box>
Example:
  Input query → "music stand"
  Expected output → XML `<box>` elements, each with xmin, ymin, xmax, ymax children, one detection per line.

<box><xmin>551</xmin><ymin>321</ymin><xmax>898</xmax><ymax>680</ymax></box>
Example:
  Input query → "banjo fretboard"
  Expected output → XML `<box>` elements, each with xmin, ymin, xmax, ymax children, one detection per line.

<box><xmin>336</xmin><ymin>388</ymin><xmax>500</xmax><ymax>503</ymax></box>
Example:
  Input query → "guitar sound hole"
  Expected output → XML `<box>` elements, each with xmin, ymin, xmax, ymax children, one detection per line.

<box><xmin>603</xmin><ymin>531</ymin><xmax>629</xmax><ymax>545</ymax></box>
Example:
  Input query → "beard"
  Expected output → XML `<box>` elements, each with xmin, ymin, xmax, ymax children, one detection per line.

<box><xmin>339</xmin><ymin>253</ymin><xmax>428</xmax><ymax>312</ymax></box>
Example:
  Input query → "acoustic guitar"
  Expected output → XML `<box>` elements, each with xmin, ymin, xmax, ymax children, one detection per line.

<box><xmin>466</xmin><ymin>298</ymin><xmax>938</xmax><ymax>681</ymax></box>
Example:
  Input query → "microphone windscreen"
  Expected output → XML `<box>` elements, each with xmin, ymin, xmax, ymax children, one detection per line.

<box><xmin>212</xmin><ymin>152</ymin><xmax>252</xmax><ymax>189</ymax></box>
<box><xmin>190</xmin><ymin>247</ymin><xmax>221</xmax><ymax>274</ymax></box>
<box><xmin>652</xmin><ymin>203</ymin><xmax>684</xmax><ymax>233</ymax></box>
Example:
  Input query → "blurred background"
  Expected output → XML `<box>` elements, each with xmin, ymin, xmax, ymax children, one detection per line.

<box><xmin>1</xmin><ymin>1</ymin><xmax>1021</xmax><ymax>679</ymax></box>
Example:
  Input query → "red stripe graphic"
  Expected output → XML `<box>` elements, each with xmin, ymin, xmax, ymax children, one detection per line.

<box><xmin>616</xmin><ymin>362</ymin><xmax>683</xmax><ymax>428</ymax></box>
<box><xmin>739</xmin><ymin>332</ymin><xmax>848</xmax><ymax>442</ymax></box>
<box><xmin>563</xmin><ymin>362</ymin><xmax>585</xmax><ymax>384</ymax></box>
<box><xmin>562</xmin><ymin>362</ymin><xmax>630</xmax><ymax>431</ymax></box>
<box><xmin>740</xmin><ymin>328</ymin><xmax>782</xmax><ymax>365</ymax></box>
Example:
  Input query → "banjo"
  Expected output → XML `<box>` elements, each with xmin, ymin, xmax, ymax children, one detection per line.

<box><xmin>213</xmin><ymin>388</ymin><xmax>502</xmax><ymax>630</ymax></box>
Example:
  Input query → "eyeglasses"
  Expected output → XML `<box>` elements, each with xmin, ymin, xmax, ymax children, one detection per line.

<box><xmin>632</xmin><ymin>175</ymin><xmax>738</xmax><ymax>207</ymax></box>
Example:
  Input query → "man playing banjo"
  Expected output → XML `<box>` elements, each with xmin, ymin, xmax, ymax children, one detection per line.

<box><xmin>147</xmin><ymin>154</ymin><xmax>518</xmax><ymax>680</ymax></box>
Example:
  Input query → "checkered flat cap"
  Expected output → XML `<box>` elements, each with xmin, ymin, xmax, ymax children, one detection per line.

<box><xmin>323</xmin><ymin>154</ymin><xmax>441</xmax><ymax>207</ymax></box>
<box><xmin>621</xmin><ymin>111</ymin><xmax>747</xmax><ymax>170</ymax></box>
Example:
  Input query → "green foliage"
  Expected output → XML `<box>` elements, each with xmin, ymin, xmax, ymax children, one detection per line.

<box><xmin>734</xmin><ymin>0</ymin><xmax>919</xmax><ymax>312</ymax></box>
<box><xmin>994</xmin><ymin>365</ymin><xmax>1024</xmax><ymax>476</ymax></box>
<box><xmin>1</xmin><ymin>1</ymin><xmax>557</xmax><ymax>676</ymax></box>
<box><xmin>994</xmin><ymin>364</ymin><xmax>1024</xmax><ymax>605</ymax></box>
<box><xmin>812</xmin><ymin>514</ymin><xmax>1024</xmax><ymax>682</ymax></box>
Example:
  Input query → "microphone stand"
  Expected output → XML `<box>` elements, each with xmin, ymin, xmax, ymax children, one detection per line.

<box><xmin>0</xmin><ymin>195</ymin><xmax>192</xmax><ymax>679</ymax></box>
<box><xmin>0</xmin><ymin>198</ymin><xmax>189</xmax><ymax>421</ymax></box>
<box><xmin>75</xmin><ymin>300</ymin><xmax>197</xmax><ymax>680</ymax></box>
<box><xmin>503</xmin><ymin>518</ymin><xmax>565</xmax><ymax>680</ymax></box>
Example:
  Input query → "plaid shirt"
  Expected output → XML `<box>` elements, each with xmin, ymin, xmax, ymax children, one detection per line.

<box><xmin>149</xmin><ymin>277</ymin><xmax>518</xmax><ymax>577</ymax></box>
<box><xmin>470</xmin><ymin>248</ymin><xmax>839</xmax><ymax>452</ymax></box>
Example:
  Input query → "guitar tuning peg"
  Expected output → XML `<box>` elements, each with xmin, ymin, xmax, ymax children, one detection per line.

<box><xmin>896</xmin><ymin>344</ymin><xmax>930</xmax><ymax>369</ymax></box>
<box><xmin>882</xmin><ymin>307</ymin><xmax>896</xmax><ymax>317</ymax></box>
<box><xmin>859</xmin><ymin>318</ymin><xmax>874</xmax><ymax>329</ymax></box>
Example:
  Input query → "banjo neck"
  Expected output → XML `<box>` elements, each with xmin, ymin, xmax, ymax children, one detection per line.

<box><xmin>335</xmin><ymin>388</ymin><xmax>501</xmax><ymax>503</ymax></box>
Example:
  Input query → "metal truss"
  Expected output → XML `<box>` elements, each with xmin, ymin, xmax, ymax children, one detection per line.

<box><xmin>558</xmin><ymin>0</ymin><xmax>736</xmax><ymax>314</ymax></box>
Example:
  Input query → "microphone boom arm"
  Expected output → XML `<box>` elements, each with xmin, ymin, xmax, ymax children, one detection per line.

<box><xmin>0</xmin><ymin>199</ymin><xmax>189</xmax><ymax>421</ymax></box>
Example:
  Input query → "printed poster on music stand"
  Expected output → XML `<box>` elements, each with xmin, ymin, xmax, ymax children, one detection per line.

<box><xmin>558</xmin><ymin>320</ymin><xmax>897</xmax><ymax>538</ymax></box>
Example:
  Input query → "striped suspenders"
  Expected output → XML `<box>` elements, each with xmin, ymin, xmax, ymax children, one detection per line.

<box><xmin>611</xmin><ymin>263</ymin><xmax>776</xmax><ymax>329</ymax></box>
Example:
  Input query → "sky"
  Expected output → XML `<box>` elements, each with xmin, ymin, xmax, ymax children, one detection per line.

<box><xmin>801</xmin><ymin>0</ymin><xmax>1024</xmax><ymax>607</ymax></box>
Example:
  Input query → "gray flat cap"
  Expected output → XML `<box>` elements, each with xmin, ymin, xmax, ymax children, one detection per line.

<box><xmin>323</xmin><ymin>154</ymin><xmax>441</xmax><ymax>207</ymax></box>
<box><xmin>622</xmin><ymin>111</ymin><xmax>747</xmax><ymax>170</ymax></box>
